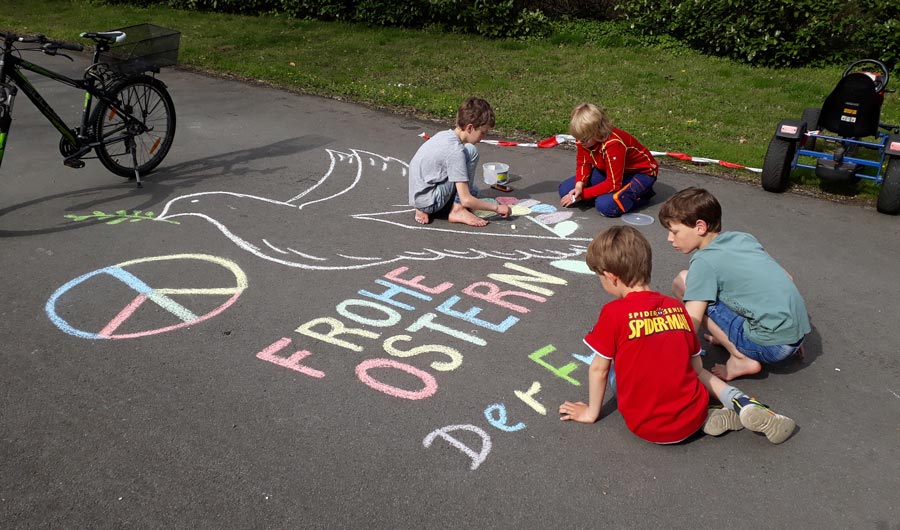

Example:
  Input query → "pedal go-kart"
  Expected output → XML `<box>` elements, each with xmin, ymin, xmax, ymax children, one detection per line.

<box><xmin>761</xmin><ymin>59</ymin><xmax>900</xmax><ymax>215</ymax></box>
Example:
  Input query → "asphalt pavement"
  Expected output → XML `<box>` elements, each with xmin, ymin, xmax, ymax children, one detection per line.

<box><xmin>1</xmin><ymin>56</ymin><xmax>899</xmax><ymax>530</ymax></box>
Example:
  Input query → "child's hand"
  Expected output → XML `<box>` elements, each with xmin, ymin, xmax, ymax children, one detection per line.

<box><xmin>559</xmin><ymin>401</ymin><xmax>598</xmax><ymax>423</ymax></box>
<box><xmin>560</xmin><ymin>189</ymin><xmax>581</xmax><ymax>207</ymax></box>
<box><xmin>496</xmin><ymin>204</ymin><xmax>511</xmax><ymax>218</ymax></box>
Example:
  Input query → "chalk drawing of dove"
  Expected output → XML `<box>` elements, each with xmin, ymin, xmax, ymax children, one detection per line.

<box><xmin>156</xmin><ymin>148</ymin><xmax>590</xmax><ymax>271</ymax></box>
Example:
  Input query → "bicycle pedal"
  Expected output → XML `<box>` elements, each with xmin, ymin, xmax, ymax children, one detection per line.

<box><xmin>63</xmin><ymin>158</ymin><xmax>85</xmax><ymax>169</ymax></box>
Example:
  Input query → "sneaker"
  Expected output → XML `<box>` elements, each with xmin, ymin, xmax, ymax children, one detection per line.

<box><xmin>738</xmin><ymin>400</ymin><xmax>796</xmax><ymax>444</ymax></box>
<box><xmin>703</xmin><ymin>407</ymin><xmax>743</xmax><ymax>436</ymax></box>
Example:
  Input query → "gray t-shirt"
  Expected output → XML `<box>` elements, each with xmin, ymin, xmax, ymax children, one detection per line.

<box><xmin>684</xmin><ymin>231</ymin><xmax>811</xmax><ymax>345</ymax></box>
<box><xmin>408</xmin><ymin>129</ymin><xmax>469</xmax><ymax>209</ymax></box>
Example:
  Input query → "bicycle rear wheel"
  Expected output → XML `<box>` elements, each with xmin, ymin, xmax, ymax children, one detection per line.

<box><xmin>93</xmin><ymin>75</ymin><xmax>176</xmax><ymax>178</ymax></box>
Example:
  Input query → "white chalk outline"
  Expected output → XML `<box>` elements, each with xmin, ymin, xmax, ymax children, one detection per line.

<box><xmin>155</xmin><ymin>148</ymin><xmax>589</xmax><ymax>271</ymax></box>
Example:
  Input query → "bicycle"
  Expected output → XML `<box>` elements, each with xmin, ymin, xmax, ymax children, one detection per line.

<box><xmin>0</xmin><ymin>24</ymin><xmax>178</xmax><ymax>187</ymax></box>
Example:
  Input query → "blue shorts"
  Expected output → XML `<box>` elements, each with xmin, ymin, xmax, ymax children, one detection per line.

<box><xmin>705</xmin><ymin>302</ymin><xmax>803</xmax><ymax>364</ymax></box>
<box><xmin>418</xmin><ymin>143</ymin><xmax>479</xmax><ymax>215</ymax></box>
<box><xmin>419</xmin><ymin>179</ymin><xmax>479</xmax><ymax>215</ymax></box>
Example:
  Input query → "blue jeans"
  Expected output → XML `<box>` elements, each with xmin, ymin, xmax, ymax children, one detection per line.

<box><xmin>705</xmin><ymin>302</ymin><xmax>804</xmax><ymax>363</ymax></box>
<box><xmin>606</xmin><ymin>364</ymin><xmax>617</xmax><ymax>396</ymax></box>
<box><xmin>420</xmin><ymin>144</ymin><xmax>480</xmax><ymax>215</ymax></box>
<box><xmin>558</xmin><ymin>168</ymin><xmax>656</xmax><ymax>217</ymax></box>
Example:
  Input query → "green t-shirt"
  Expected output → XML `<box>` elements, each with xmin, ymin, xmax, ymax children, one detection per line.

<box><xmin>684</xmin><ymin>231</ymin><xmax>810</xmax><ymax>345</ymax></box>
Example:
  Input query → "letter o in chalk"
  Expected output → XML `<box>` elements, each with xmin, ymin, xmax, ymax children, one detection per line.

<box><xmin>355</xmin><ymin>358</ymin><xmax>438</xmax><ymax>400</ymax></box>
<box><xmin>337</xmin><ymin>299</ymin><xmax>401</xmax><ymax>327</ymax></box>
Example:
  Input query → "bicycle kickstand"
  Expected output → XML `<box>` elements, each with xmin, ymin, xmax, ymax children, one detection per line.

<box><xmin>128</xmin><ymin>135</ymin><xmax>143</xmax><ymax>188</ymax></box>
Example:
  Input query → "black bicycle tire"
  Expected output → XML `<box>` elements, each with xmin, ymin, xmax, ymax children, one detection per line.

<box><xmin>92</xmin><ymin>75</ymin><xmax>176</xmax><ymax>178</ymax></box>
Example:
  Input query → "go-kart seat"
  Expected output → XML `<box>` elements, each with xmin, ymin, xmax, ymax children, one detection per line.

<box><xmin>819</xmin><ymin>72</ymin><xmax>884</xmax><ymax>137</ymax></box>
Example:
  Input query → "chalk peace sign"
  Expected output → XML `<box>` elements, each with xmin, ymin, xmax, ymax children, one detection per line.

<box><xmin>46</xmin><ymin>254</ymin><xmax>247</xmax><ymax>340</ymax></box>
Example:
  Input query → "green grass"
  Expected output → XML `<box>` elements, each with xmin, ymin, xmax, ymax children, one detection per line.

<box><xmin>3</xmin><ymin>0</ymin><xmax>899</xmax><ymax>196</ymax></box>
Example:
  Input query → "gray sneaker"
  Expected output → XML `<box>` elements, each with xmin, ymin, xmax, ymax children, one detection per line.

<box><xmin>739</xmin><ymin>402</ymin><xmax>796</xmax><ymax>444</ymax></box>
<box><xmin>703</xmin><ymin>407</ymin><xmax>743</xmax><ymax>436</ymax></box>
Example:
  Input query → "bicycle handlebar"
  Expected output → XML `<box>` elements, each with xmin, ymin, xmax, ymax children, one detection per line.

<box><xmin>49</xmin><ymin>39</ymin><xmax>84</xmax><ymax>52</ymax></box>
<box><xmin>0</xmin><ymin>31</ymin><xmax>84</xmax><ymax>52</ymax></box>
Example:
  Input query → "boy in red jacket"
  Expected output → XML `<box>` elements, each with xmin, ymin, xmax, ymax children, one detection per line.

<box><xmin>559</xmin><ymin>103</ymin><xmax>658</xmax><ymax>217</ymax></box>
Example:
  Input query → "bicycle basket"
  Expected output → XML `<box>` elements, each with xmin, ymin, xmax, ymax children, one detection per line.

<box><xmin>102</xmin><ymin>23</ymin><xmax>180</xmax><ymax>75</ymax></box>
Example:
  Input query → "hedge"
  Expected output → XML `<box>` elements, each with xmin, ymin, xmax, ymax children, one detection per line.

<box><xmin>95</xmin><ymin>0</ymin><xmax>899</xmax><ymax>69</ymax></box>
<box><xmin>97</xmin><ymin>0</ymin><xmax>554</xmax><ymax>39</ymax></box>
<box><xmin>619</xmin><ymin>0</ymin><xmax>900</xmax><ymax>69</ymax></box>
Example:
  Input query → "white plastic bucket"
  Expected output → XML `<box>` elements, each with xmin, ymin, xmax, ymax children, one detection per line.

<box><xmin>482</xmin><ymin>162</ymin><xmax>509</xmax><ymax>186</ymax></box>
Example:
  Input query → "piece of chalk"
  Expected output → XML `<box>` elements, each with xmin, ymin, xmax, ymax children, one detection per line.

<box><xmin>511</xmin><ymin>224</ymin><xmax>516</xmax><ymax>229</ymax></box>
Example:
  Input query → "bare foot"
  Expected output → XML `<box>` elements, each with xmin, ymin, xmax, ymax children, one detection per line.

<box><xmin>414</xmin><ymin>209</ymin><xmax>430</xmax><ymax>225</ymax></box>
<box><xmin>711</xmin><ymin>356</ymin><xmax>762</xmax><ymax>381</ymax></box>
<box><xmin>449</xmin><ymin>207</ymin><xmax>488</xmax><ymax>227</ymax></box>
<box><xmin>703</xmin><ymin>333</ymin><xmax>722</xmax><ymax>346</ymax></box>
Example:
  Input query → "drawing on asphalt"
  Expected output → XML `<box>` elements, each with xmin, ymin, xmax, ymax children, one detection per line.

<box><xmin>147</xmin><ymin>148</ymin><xmax>593</xmax><ymax>271</ymax></box>
<box><xmin>46</xmin><ymin>254</ymin><xmax>247</xmax><ymax>339</ymax></box>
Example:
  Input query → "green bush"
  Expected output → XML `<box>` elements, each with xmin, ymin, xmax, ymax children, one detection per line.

<box><xmin>92</xmin><ymin>0</ymin><xmax>160</xmax><ymax>5</ymax></box>
<box><xmin>279</xmin><ymin>0</ymin><xmax>355</xmax><ymax>20</ymax></box>
<box><xmin>95</xmin><ymin>0</ymin><xmax>551</xmax><ymax>39</ymax></box>
<box><xmin>526</xmin><ymin>0</ymin><xmax>620</xmax><ymax>20</ymax></box>
<box><xmin>453</xmin><ymin>0</ymin><xmax>549</xmax><ymax>39</ymax></box>
<box><xmin>619</xmin><ymin>0</ymin><xmax>900</xmax><ymax>69</ymax></box>
<box><xmin>353</xmin><ymin>0</ymin><xmax>429</xmax><ymax>27</ymax></box>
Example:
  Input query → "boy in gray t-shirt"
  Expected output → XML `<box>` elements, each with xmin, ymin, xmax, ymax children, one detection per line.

<box><xmin>408</xmin><ymin>98</ymin><xmax>510</xmax><ymax>226</ymax></box>
<box><xmin>659</xmin><ymin>187</ymin><xmax>810</xmax><ymax>381</ymax></box>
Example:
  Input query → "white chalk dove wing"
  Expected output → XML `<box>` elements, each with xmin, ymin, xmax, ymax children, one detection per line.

<box><xmin>157</xmin><ymin>148</ymin><xmax>588</xmax><ymax>271</ymax></box>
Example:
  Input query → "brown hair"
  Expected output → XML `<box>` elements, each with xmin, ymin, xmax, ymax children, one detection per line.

<box><xmin>456</xmin><ymin>97</ymin><xmax>495</xmax><ymax>129</ymax></box>
<box><xmin>585</xmin><ymin>226</ymin><xmax>652</xmax><ymax>287</ymax></box>
<box><xmin>658</xmin><ymin>187</ymin><xmax>723</xmax><ymax>232</ymax></box>
<box><xmin>568</xmin><ymin>103</ymin><xmax>613</xmax><ymax>142</ymax></box>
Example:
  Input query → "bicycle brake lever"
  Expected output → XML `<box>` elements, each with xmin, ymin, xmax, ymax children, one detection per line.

<box><xmin>39</xmin><ymin>44</ymin><xmax>73</xmax><ymax>61</ymax></box>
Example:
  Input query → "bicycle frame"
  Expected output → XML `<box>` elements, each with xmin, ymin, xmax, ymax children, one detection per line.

<box><xmin>0</xmin><ymin>38</ymin><xmax>139</xmax><ymax>168</ymax></box>
<box><xmin>1</xmin><ymin>55</ymin><xmax>88</xmax><ymax>148</ymax></box>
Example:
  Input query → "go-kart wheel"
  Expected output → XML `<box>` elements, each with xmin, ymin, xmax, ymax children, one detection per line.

<box><xmin>801</xmin><ymin>107</ymin><xmax>820</xmax><ymax>150</ymax></box>
<box><xmin>761</xmin><ymin>136</ymin><xmax>797</xmax><ymax>192</ymax></box>
<box><xmin>843</xmin><ymin>59</ymin><xmax>889</xmax><ymax>92</ymax></box>
<box><xmin>876</xmin><ymin>156</ymin><xmax>900</xmax><ymax>215</ymax></box>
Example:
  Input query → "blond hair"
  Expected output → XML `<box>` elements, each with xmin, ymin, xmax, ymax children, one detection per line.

<box><xmin>569</xmin><ymin>103</ymin><xmax>613</xmax><ymax>142</ymax></box>
<box><xmin>585</xmin><ymin>226</ymin><xmax>652</xmax><ymax>287</ymax></box>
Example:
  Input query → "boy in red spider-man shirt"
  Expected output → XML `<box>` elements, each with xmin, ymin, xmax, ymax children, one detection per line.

<box><xmin>559</xmin><ymin>103</ymin><xmax>658</xmax><ymax>217</ymax></box>
<box><xmin>559</xmin><ymin>226</ymin><xmax>796</xmax><ymax>445</ymax></box>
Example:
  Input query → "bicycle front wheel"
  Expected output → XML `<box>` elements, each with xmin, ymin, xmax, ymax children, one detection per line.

<box><xmin>93</xmin><ymin>75</ymin><xmax>176</xmax><ymax>178</ymax></box>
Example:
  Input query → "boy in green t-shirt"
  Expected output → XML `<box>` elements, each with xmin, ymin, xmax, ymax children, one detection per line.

<box><xmin>659</xmin><ymin>187</ymin><xmax>811</xmax><ymax>381</ymax></box>
<box><xmin>559</xmin><ymin>226</ymin><xmax>796</xmax><ymax>444</ymax></box>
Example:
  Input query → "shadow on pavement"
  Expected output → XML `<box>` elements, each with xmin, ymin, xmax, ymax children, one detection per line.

<box><xmin>0</xmin><ymin>135</ymin><xmax>330</xmax><ymax>237</ymax></box>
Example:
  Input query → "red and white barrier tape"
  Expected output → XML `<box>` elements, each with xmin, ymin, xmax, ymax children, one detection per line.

<box><xmin>418</xmin><ymin>132</ymin><xmax>762</xmax><ymax>173</ymax></box>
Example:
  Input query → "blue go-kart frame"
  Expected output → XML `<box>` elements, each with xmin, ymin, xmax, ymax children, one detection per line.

<box><xmin>761</xmin><ymin>59</ymin><xmax>900</xmax><ymax>215</ymax></box>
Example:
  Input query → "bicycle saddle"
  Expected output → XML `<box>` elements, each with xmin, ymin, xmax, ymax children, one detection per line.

<box><xmin>80</xmin><ymin>31</ymin><xmax>126</xmax><ymax>44</ymax></box>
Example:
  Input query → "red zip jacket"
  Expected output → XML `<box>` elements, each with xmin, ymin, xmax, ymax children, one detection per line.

<box><xmin>575</xmin><ymin>128</ymin><xmax>658</xmax><ymax>200</ymax></box>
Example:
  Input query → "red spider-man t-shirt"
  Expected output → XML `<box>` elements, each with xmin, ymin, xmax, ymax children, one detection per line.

<box><xmin>584</xmin><ymin>291</ymin><xmax>708</xmax><ymax>443</ymax></box>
